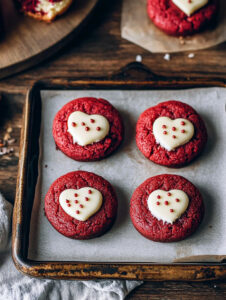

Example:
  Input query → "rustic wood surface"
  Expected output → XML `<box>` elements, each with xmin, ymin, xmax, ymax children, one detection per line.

<box><xmin>0</xmin><ymin>0</ymin><xmax>99</xmax><ymax>79</ymax></box>
<box><xmin>0</xmin><ymin>0</ymin><xmax>226</xmax><ymax>298</ymax></box>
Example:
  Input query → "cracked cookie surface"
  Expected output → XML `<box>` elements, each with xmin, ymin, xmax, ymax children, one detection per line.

<box><xmin>45</xmin><ymin>171</ymin><xmax>118</xmax><ymax>239</ymax></box>
<box><xmin>53</xmin><ymin>97</ymin><xmax>124</xmax><ymax>161</ymax></box>
<box><xmin>136</xmin><ymin>100</ymin><xmax>207</xmax><ymax>167</ymax></box>
<box><xmin>130</xmin><ymin>174</ymin><xmax>204</xmax><ymax>242</ymax></box>
<box><xmin>147</xmin><ymin>0</ymin><xmax>218</xmax><ymax>36</ymax></box>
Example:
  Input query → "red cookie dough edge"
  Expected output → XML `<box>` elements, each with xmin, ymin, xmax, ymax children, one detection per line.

<box><xmin>18</xmin><ymin>0</ymin><xmax>73</xmax><ymax>22</ymax></box>
<box><xmin>136</xmin><ymin>100</ymin><xmax>208</xmax><ymax>168</ymax></box>
<box><xmin>130</xmin><ymin>174</ymin><xmax>205</xmax><ymax>242</ymax></box>
<box><xmin>147</xmin><ymin>0</ymin><xmax>218</xmax><ymax>36</ymax></box>
<box><xmin>44</xmin><ymin>171</ymin><xmax>118</xmax><ymax>240</ymax></box>
<box><xmin>53</xmin><ymin>97</ymin><xmax>124</xmax><ymax>162</ymax></box>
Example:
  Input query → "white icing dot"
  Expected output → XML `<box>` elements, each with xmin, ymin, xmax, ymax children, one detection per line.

<box><xmin>136</xmin><ymin>55</ymin><xmax>142</xmax><ymax>62</ymax></box>
<box><xmin>163</xmin><ymin>54</ymin><xmax>171</xmax><ymax>61</ymax></box>
<box><xmin>188</xmin><ymin>53</ymin><xmax>195</xmax><ymax>59</ymax></box>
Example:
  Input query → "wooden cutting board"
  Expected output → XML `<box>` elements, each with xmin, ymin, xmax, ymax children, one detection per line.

<box><xmin>0</xmin><ymin>0</ymin><xmax>99</xmax><ymax>79</ymax></box>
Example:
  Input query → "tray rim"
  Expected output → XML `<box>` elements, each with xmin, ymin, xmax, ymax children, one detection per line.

<box><xmin>12</xmin><ymin>63</ymin><xmax>226</xmax><ymax>281</ymax></box>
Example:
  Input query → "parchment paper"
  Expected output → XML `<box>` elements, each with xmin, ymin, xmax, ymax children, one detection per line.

<box><xmin>121</xmin><ymin>0</ymin><xmax>226</xmax><ymax>53</ymax></box>
<box><xmin>29</xmin><ymin>87</ymin><xmax>226</xmax><ymax>263</ymax></box>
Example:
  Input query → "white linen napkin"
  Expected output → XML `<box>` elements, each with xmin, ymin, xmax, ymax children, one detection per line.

<box><xmin>0</xmin><ymin>192</ymin><xmax>142</xmax><ymax>300</ymax></box>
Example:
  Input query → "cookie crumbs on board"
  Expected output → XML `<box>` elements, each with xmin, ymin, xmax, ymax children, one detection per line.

<box><xmin>0</xmin><ymin>127</ymin><xmax>16</xmax><ymax>156</ymax></box>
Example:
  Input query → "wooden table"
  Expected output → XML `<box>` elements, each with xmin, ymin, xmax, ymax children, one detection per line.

<box><xmin>0</xmin><ymin>0</ymin><xmax>225</xmax><ymax>298</ymax></box>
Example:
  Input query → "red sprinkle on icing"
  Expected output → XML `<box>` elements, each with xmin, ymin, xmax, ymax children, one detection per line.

<box><xmin>162</xmin><ymin>125</ymin><xmax>166</xmax><ymax>129</ymax></box>
<box><xmin>72</xmin><ymin>122</ymin><xmax>76</xmax><ymax>127</ymax></box>
<box><xmin>181</xmin><ymin>121</ymin><xmax>185</xmax><ymax>126</ymax></box>
<box><xmin>172</xmin><ymin>127</ymin><xmax>176</xmax><ymax>131</ymax></box>
<box><xmin>88</xmin><ymin>190</ymin><xmax>92</xmax><ymax>194</ymax></box>
<box><xmin>85</xmin><ymin>197</ymin><xmax>89</xmax><ymax>201</ymax></box>
<box><xmin>96</xmin><ymin>127</ymin><xmax>101</xmax><ymax>131</ymax></box>
<box><xmin>167</xmin><ymin>192</ymin><xmax>171</xmax><ymax>196</ymax></box>
<box><xmin>181</xmin><ymin>129</ymin><xmax>186</xmax><ymax>133</ymax></box>
<box><xmin>90</xmin><ymin>119</ymin><xmax>95</xmax><ymax>123</ymax></box>
<box><xmin>163</xmin><ymin>131</ymin><xmax>167</xmax><ymax>135</ymax></box>
<box><xmin>66</xmin><ymin>200</ymin><xmax>70</xmax><ymax>203</ymax></box>
<box><xmin>172</xmin><ymin>135</ymin><xmax>176</xmax><ymax>139</ymax></box>
<box><xmin>85</xmin><ymin>127</ymin><xmax>90</xmax><ymax>131</ymax></box>
<box><xmin>76</xmin><ymin>210</ymin><xmax>80</xmax><ymax>214</ymax></box>
<box><xmin>176</xmin><ymin>198</ymin><xmax>180</xmax><ymax>202</ymax></box>
<box><xmin>74</xmin><ymin>193</ymin><xmax>78</xmax><ymax>197</ymax></box>
<box><xmin>156</xmin><ymin>201</ymin><xmax>160</xmax><ymax>205</ymax></box>
<box><xmin>67</xmin><ymin>204</ymin><xmax>71</xmax><ymax>207</ymax></box>
<box><xmin>81</xmin><ymin>122</ymin><xmax>85</xmax><ymax>126</ymax></box>
<box><xmin>79</xmin><ymin>204</ymin><xmax>83</xmax><ymax>208</ymax></box>
<box><xmin>164</xmin><ymin>201</ymin><xmax>169</xmax><ymax>205</ymax></box>
<box><xmin>75</xmin><ymin>200</ymin><xmax>79</xmax><ymax>204</ymax></box>
<box><xmin>157</xmin><ymin>195</ymin><xmax>161</xmax><ymax>199</ymax></box>
<box><xmin>170</xmin><ymin>209</ymin><xmax>174</xmax><ymax>213</ymax></box>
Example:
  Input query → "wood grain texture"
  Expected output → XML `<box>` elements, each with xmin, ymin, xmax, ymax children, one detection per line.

<box><xmin>0</xmin><ymin>0</ymin><xmax>226</xmax><ymax>92</ymax></box>
<box><xmin>1</xmin><ymin>0</ymin><xmax>226</xmax><ymax>297</ymax></box>
<box><xmin>126</xmin><ymin>280</ymin><xmax>226</xmax><ymax>300</ymax></box>
<box><xmin>0</xmin><ymin>0</ymin><xmax>99</xmax><ymax>79</ymax></box>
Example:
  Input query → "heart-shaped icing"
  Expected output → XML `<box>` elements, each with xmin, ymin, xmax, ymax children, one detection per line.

<box><xmin>59</xmin><ymin>187</ymin><xmax>103</xmax><ymax>221</ymax></box>
<box><xmin>172</xmin><ymin>0</ymin><xmax>208</xmax><ymax>16</ymax></box>
<box><xmin>153</xmin><ymin>117</ymin><xmax>194</xmax><ymax>151</ymax></box>
<box><xmin>68</xmin><ymin>111</ymin><xmax>110</xmax><ymax>146</ymax></box>
<box><xmin>147</xmin><ymin>189</ymin><xmax>189</xmax><ymax>224</ymax></box>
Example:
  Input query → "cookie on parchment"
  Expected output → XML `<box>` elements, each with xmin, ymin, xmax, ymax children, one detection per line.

<box><xmin>53</xmin><ymin>97</ymin><xmax>124</xmax><ymax>161</ymax></box>
<box><xmin>45</xmin><ymin>171</ymin><xmax>118</xmax><ymax>239</ymax></box>
<box><xmin>136</xmin><ymin>100</ymin><xmax>207</xmax><ymax>167</ymax></box>
<box><xmin>130</xmin><ymin>174</ymin><xmax>204</xmax><ymax>242</ymax></box>
<box><xmin>147</xmin><ymin>0</ymin><xmax>218</xmax><ymax>36</ymax></box>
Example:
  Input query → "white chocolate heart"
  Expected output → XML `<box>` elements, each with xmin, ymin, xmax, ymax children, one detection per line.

<box><xmin>59</xmin><ymin>187</ymin><xmax>103</xmax><ymax>221</ymax></box>
<box><xmin>68</xmin><ymin>111</ymin><xmax>110</xmax><ymax>146</ymax></box>
<box><xmin>153</xmin><ymin>117</ymin><xmax>194</xmax><ymax>151</ymax></box>
<box><xmin>147</xmin><ymin>189</ymin><xmax>189</xmax><ymax>224</ymax></box>
<box><xmin>172</xmin><ymin>0</ymin><xmax>208</xmax><ymax>16</ymax></box>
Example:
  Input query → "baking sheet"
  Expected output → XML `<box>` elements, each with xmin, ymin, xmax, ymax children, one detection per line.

<box><xmin>29</xmin><ymin>87</ymin><xmax>226</xmax><ymax>263</ymax></box>
<box><xmin>121</xmin><ymin>0</ymin><xmax>226</xmax><ymax>53</ymax></box>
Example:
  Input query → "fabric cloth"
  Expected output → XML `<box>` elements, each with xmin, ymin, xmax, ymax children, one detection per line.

<box><xmin>0</xmin><ymin>192</ymin><xmax>142</xmax><ymax>300</ymax></box>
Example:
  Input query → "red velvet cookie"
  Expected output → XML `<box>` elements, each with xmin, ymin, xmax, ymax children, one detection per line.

<box><xmin>45</xmin><ymin>171</ymin><xmax>118</xmax><ymax>239</ymax></box>
<box><xmin>53</xmin><ymin>97</ymin><xmax>123</xmax><ymax>161</ymax></box>
<box><xmin>16</xmin><ymin>0</ymin><xmax>73</xmax><ymax>22</ymax></box>
<box><xmin>130</xmin><ymin>174</ymin><xmax>204</xmax><ymax>242</ymax></box>
<box><xmin>136</xmin><ymin>100</ymin><xmax>207</xmax><ymax>167</ymax></box>
<box><xmin>147</xmin><ymin>0</ymin><xmax>218</xmax><ymax>36</ymax></box>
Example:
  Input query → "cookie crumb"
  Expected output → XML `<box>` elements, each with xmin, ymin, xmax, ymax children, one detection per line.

<box><xmin>163</xmin><ymin>54</ymin><xmax>171</xmax><ymax>61</ymax></box>
<box><xmin>3</xmin><ymin>132</ymin><xmax>11</xmax><ymax>141</ymax></box>
<box><xmin>7</xmin><ymin>138</ymin><xmax>16</xmax><ymax>145</ymax></box>
<box><xmin>188</xmin><ymin>53</ymin><xmax>195</xmax><ymax>58</ymax></box>
<box><xmin>179</xmin><ymin>36</ymin><xmax>185</xmax><ymax>45</ymax></box>
<box><xmin>136</xmin><ymin>55</ymin><xmax>142</xmax><ymax>62</ymax></box>
<box><xmin>0</xmin><ymin>127</ymin><xmax>15</xmax><ymax>156</ymax></box>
